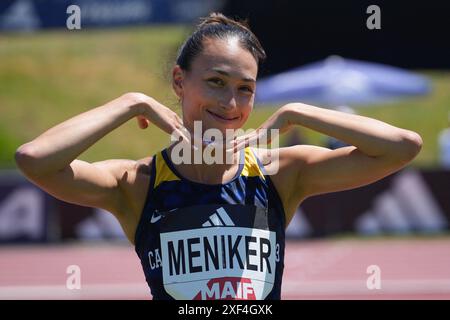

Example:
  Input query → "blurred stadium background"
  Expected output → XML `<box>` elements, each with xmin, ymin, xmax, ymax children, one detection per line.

<box><xmin>1</xmin><ymin>0</ymin><xmax>450</xmax><ymax>299</ymax></box>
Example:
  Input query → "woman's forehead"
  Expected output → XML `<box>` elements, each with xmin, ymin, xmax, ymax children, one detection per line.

<box><xmin>191</xmin><ymin>37</ymin><xmax>258</xmax><ymax>77</ymax></box>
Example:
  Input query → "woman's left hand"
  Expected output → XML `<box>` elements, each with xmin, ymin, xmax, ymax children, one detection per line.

<box><xmin>232</xmin><ymin>105</ymin><xmax>294</xmax><ymax>151</ymax></box>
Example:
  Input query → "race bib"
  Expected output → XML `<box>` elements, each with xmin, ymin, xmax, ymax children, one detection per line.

<box><xmin>157</xmin><ymin>204</ymin><xmax>277</xmax><ymax>300</ymax></box>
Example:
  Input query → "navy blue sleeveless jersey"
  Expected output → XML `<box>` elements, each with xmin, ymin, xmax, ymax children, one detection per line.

<box><xmin>134</xmin><ymin>147</ymin><xmax>286</xmax><ymax>300</ymax></box>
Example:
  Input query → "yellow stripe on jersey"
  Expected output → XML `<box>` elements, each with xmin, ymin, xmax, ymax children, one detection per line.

<box><xmin>154</xmin><ymin>150</ymin><xmax>180</xmax><ymax>188</ymax></box>
<box><xmin>241</xmin><ymin>147</ymin><xmax>266</xmax><ymax>179</ymax></box>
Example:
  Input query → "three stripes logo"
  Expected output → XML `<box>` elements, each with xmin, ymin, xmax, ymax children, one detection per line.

<box><xmin>202</xmin><ymin>207</ymin><xmax>235</xmax><ymax>227</ymax></box>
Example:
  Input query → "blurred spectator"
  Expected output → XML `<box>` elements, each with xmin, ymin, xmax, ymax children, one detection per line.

<box><xmin>326</xmin><ymin>105</ymin><xmax>356</xmax><ymax>149</ymax></box>
<box><xmin>438</xmin><ymin>112</ymin><xmax>450</xmax><ymax>169</ymax></box>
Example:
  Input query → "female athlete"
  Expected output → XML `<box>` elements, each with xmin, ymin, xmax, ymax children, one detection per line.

<box><xmin>15</xmin><ymin>13</ymin><xmax>422</xmax><ymax>300</ymax></box>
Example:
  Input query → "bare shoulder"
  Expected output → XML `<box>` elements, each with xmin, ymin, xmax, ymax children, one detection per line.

<box><xmin>136</xmin><ymin>156</ymin><xmax>154</xmax><ymax>181</ymax></box>
<box><xmin>116</xmin><ymin>156</ymin><xmax>154</xmax><ymax>216</ymax></box>
<box><xmin>100</xmin><ymin>157</ymin><xmax>152</xmax><ymax>181</ymax></box>
<box><xmin>250</xmin><ymin>146</ymin><xmax>312</xmax><ymax>224</ymax></box>
<box><xmin>91</xmin><ymin>157</ymin><xmax>152</xmax><ymax>192</ymax></box>
<box><xmin>252</xmin><ymin>145</ymin><xmax>312</xmax><ymax>179</ymax></box>
<box><xmin>251</xmin><ymin>145</ymin><xmax>314</xmax><ymax>176</ymax></box>
<box><xmin>99</xmin><ymin>156</ymin><xmax>154</xmax><ymax>244</ymax></box>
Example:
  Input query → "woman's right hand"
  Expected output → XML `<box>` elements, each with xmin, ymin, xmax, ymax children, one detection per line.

<box><xmin>124</xmin><ymin>92</ymin><xmax>190</xmax><ymax>142</ymax></box>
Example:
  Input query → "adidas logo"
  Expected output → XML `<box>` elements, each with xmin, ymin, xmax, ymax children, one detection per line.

<box><xmin>202</xmin><ymin>207</ymin><xmax>235</xmax><ymax>227</ymax></box>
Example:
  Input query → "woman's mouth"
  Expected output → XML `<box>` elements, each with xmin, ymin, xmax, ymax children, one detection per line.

<box><xmin>206</xmin><ymin>110</ymin><xmax>239</xmax><ymax>123</ymax></box>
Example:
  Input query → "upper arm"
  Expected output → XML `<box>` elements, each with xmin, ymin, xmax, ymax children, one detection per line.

<box><xmin>286</xmin><ymin>145</ymin><xmax>413</xmax><ymax>199</ymax></box>
<box><xmin>24</xmin><ymin>158</ymin><xmax>137</xmax><ymax>216</ymax></box>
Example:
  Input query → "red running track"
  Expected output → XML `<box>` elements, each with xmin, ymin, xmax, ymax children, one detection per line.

<box><xmin>1</xmin><ymin>238</ymin><xmax>449</xmax><ymax>300</ymax></box>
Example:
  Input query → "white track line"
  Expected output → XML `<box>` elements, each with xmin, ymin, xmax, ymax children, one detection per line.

<box><xmin>0</xmin><ymin>283</ymin><xmax>149</xmax><ymax>300</ymax></box>
<box><xmin>282</xmin><ymin>279</ymin><xmax>450</xmax><ymax>295</ymax></box>
<box><xmin>2</xmin><ymin>279</ymin><xmax>450</xmax><ymax>299</ymax></box>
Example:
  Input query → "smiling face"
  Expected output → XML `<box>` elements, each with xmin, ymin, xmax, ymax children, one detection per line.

<box><xmin>173</xmin><ymin>37</ymin><xmax>258</xmax><ymax>135</ymax></box>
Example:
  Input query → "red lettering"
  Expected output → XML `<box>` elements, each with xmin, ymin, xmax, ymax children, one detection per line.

<box><xmin>193</xmin><ymin>277</ymin><xmax>256</xmax><ymax>300</ymax></box>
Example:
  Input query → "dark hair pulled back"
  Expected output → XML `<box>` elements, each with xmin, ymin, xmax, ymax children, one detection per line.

<box><xmin>176</xmin><ymin>12</ymin><xmax>266</xmax><ymax>71</ymax></box>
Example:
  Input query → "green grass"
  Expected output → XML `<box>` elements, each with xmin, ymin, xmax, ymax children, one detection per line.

<box><xmin>1</xmin><ymin>26</ymin><xmax>449</xmax><ymax>169</ymax></box>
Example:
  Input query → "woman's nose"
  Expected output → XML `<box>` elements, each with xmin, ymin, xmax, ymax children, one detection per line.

<box><xmin>218</xmin><ymin>90</ymin><xmax>238</xmax><ymax>110</ymax></box>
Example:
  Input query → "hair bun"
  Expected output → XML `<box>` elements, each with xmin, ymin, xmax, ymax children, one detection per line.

<box><xmin>198</xmin><ymin>12</ymin><xmax>251</xmax><ymax>31</ymax></box>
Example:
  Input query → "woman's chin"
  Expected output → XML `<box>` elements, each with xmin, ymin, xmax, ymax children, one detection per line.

<box><xmin>203</xmin><ymin>121</ymin><xmax>240</xmax><ymax>132</ymax></box>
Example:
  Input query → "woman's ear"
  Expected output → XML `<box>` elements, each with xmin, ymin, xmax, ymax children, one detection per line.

<box><xmin>172</xmin><ymin>65</ymin><xmax>184</xmax><ymax>99</ymax></box>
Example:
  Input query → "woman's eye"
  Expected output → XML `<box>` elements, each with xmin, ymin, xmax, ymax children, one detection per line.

<box><xmin>207</xmin><ymin>78</ymin><xmax>224</xmax><ymax>86</ymax></box>
<box><xmin>240</xmin><ymin>86</ymin><xmax>254</xmax><ymax>93</ymax></box>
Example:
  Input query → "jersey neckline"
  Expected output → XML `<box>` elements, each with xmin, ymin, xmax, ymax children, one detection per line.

<box><xmin>161</xmin><ymin>147</ymin><xmax>246</xmax><ymax>187</ymax></box>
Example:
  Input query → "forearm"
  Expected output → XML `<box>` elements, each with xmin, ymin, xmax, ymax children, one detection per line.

<box><xmin>15</xmin><ymin>93</ymin><xmax>144</xmax><ymax>176</ymax></box>
<box><xmin>283</xmin><ymin>103</ymin><xmax>423</xmax><ymax>159</ymax></box>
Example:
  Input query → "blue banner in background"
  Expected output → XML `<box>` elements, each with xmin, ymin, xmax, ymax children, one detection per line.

<box><xmin>0</xmin><ymin>0</ymin><xmax>223</xmax><ymax>31</ymax></box>
<box><xmin>0</xmin><ymin>171</ymin><xmax>51</xmax><ymax>243</ymax></box>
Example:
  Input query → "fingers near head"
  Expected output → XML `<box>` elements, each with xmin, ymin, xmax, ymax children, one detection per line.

<box><xmin>136</xmin><ymin>117</ymin><xmax>147</xmax><ymax>129</ymax></box>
